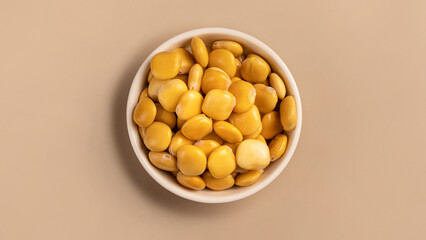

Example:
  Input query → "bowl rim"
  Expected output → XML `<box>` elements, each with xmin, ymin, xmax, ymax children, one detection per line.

<box><xmin>126</xmin><ymin>27</ymin><xmax>302</xmax><ymax>203</ymax></box>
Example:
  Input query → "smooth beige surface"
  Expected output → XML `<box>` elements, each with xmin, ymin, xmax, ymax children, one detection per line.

<box><xmin>1</xmin><ymin>0</ymin><xmax>426</xmax><ymax>239</ymax></box>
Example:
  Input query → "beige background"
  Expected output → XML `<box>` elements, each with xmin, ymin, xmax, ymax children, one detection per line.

<box><xmin>1</xmin><ymin>0</ymin><xmax>426</xmax><ymax>239</ymax></box>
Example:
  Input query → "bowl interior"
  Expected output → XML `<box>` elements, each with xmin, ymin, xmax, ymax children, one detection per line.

<box><xmin>126</xmin><ymin>28</ymin><xmax>302</xmax><ymax>203</ymax></box>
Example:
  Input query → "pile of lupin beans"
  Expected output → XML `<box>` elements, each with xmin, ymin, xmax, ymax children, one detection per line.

<box><xmin>133</xmin><ymin>37</ymin><xmax>297</xmax><ymax>191</ymax></box>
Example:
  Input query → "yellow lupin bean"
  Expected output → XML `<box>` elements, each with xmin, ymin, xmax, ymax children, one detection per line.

<box><xmin>168</xmin><ymin>130</ymin><xmax>193</xmax><ymax>156</ymax></box>
<box><xmin>187</xmin><ymin>63</ymin><xmax>203</xmax><ymax>91</ymax></box>
<box><xmin>240</xmin><ymin>56</ymin><xmax>271</xmax><ymax>83</ymax></box>
<box><xmin>212</xmin><ymin>40</ymin><xmax>243</xmax><ymax>57</ymax></box>
<box><xmin>138</xmin><ymin>88</ymin><xmax>149</xmax><ymax>102</ymax></box>
<box><xmin>269</xmin><ymin>134</ymin><xmax>288</xmax><ymax>161</ymax></box>
<box><xmin>201</xmin><ymin>67</ymin><xmax>231</xmax><ymax>94</ymax></box>
<box><xmin>147</xmin><ymin>70</ymin><xmax>153</xmax><ymax>83</ymax></box>
<box><xmin>133</xmin><ymin>97</ymin><xmax>157</xmax><ymax>127</ymax></box>
<box><xmin>154</xmin><ymin>103</ymin><xmax>176</xmax><ymax>129</ymax></box>
<box><xmin>177</xmin><ymin>145</ymin><xmax>206</xmax><ymax>176</ymax></box>
<box><xmin>253</xmin><ymin>84</ymin><xmax>278</xmax><ymax>113</ymax></box>
<box><xmin>231</xmin><ymin>77</ymin><xmax>242</xmax><ymax>83</ymax></box>
<box><xmin>208</xmin><ymin>146</ymin><xmax>236</xmax><ymax>178</ymax></box>
<box><xmin>228</xmin><ymin>105</ymin><xmax>261</xmax><ymax>136</ymax></box>
<box><xmin>176</xmin><ymin>90</ymin><xmax>203</xmax><ymax>120</ymax></box>
<box><xmin>234</xmin><ymin>166</ymin><xmax>248</xmax><ymax>173</ymax></box>
<box><xmin>202</xmin><ymin>131</ymin><xmax>225</xmax><ymax>144</ymax></box>
<box><xmin>150</xmin><ymin>51</ymin><xmax>181</xmax><ymax>80</ymax></box>
<box><xmin>208</xmin><ymin>49</ymin><xmax>236</xmax><ymax>78</ymax></box>
<box><xmin>213</xmin><ymin>121</ymin><xmax>243</xmax><ymax>143</ymax></box>
<box><xmin>190</xmin><ymin>37</ymin><xmax>209</xmax><ymax>67</ymax></box>
<box><xmin>177</xmin><ymin>172</ymin><xmax>205</xmax><ymax>190</ymax></box>
<box><xmin>181</xmin><ymin>114</ymin><xmax>213</xmax><ymax>140</ymax></box>
<box><xmin>177</xmin><ymin>117</ymin><xmax>185</xmax><ymax>129</ymax></box>
<box><xmin>148</xmin><ymin>78</ymin><xmax>165</xmax><ymax>101</ymax></box>
<box><xmin>280</xmin><ymin>96</ymin><xmax>297</xmax><ymax>131</ymax></box>
<box><xmin>261</xmin><ymin>111</ymin><xmax>283</xmax><ymax>139</ymax></box>
<box><xmin>194</xmin><ymin>140</ymin><xmax>220</xmax><ymax>157</ymax></box>
<box><xmin>235</xmin><ymin>58</ymin><xmax>242</xmax><ymax>78</ymax></box>
<box><xmin>174</xmin><ymin>74</ymin><xmax>188</xmax><ymax>84</ymax></box>
<box><xmin>158</xmin><ymin>79</ymin><xmax>188</xmax><ymax>112</ymax></box>
<box><xmin>202</xmin><ymin>89</ymin><xmax>236</xmax><ymax>121</ymax></box>
<box><xmin>202</xmin><ymin>171</ymin><xmax>235</xmax><ymax>191</ymax></box>
<box><xmin>228</xmin><ymin>80</ymin><xmax>256</xmax><ymax>113</ymax></box>
<box><xmin>223</xmin><ymin>142</ymin><xmax>240</xmax><ymax>153</ymax></box>
<box><xmin>173</xmin><ymin>48</ymin><xmax>195</xmax><ymax>74</ymax></box>
<box><xmin>256</xmin><ymin>134</ymin><xmax>267</xmax><ymax>144</ymax></box>
<box><xmin>235</xmin><ymin>170</ymin><xmax>263</xmax><ymax>187</ymax></box>
<box><xmin>243</xmin><ymin>124</ymin><xmax>262</xmax><ymax>139</ymax></box>
<box><xmin>138</xmin><ymin>126</ymin><xmax>146</xmax><ymax>140</ymax></box>
<box><xmin>269</xmin><ymin>73</ymin><xmax>286</xmax><ymax>99</ymax></box>
<box><xmin>144</xmin><ymin>122</ymin><xmax>172</xmax><ymax>151</ymax></box>
<box><xmin>236</xmin><ymin>139</ymin><xmax>270</xmax><ymax>170</ymax></box>
<box><xmin>148</xmin><ymin>151</ymin><xmax>178</xmax><ymax>172</ymax></box>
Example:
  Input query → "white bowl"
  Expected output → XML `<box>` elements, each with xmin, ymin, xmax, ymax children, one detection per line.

<box><xmin>126</xmin><ymin>28</ymin><xmax>302</xmax><ymax>203</ymax></box>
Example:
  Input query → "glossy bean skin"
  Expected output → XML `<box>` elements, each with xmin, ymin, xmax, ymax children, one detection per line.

<box><xmin>144</xmin><ymin>122</ymin><xmax>172</xmax><ymax>151</ymax></box>
<box><xmin>207</xmin><ymin>145</ymin><xmax>236</xmax><ymax>178</ymax></box>
<box><xmin>176</xmin><ymin>90</ymin><xmax>203</xmax><ymax>120</ymax></box>
<box><xmin>213</xmin><ymin>121</ymin><xmax>243</xmax><ymax>143</ymax></box>
<box><xmin>240</xmin><ymin>55</ymin><xmax>271</xmax><ymax>83</ymax></box>
<box><xmin>269</xmin><ymin>73</ymin><xmax>286</xmax><ymax>99</ymax></box>
<box><xmin>148</xmin><ymin>151</ymin><xmax>178</xmax><ymax>172</ymax></box>
<box><xmin>133</xmin><ymin>97</ymin><xmax>156</xmax><ymax>127</ymax></box>
<box><xmin>212</xmin><ymin>40</ymin><xmax>243</xmax><ymax>57</ymax></box>
<box><xmin>181</xmin><ymin>114</ymin><xmax>213</xmax><ymax>140</ymax></box>
<box><xmin>173</xmin><ymin>48</ymin><xmax>195</xmax><ymax>74</ymax></box>
<box><xmin>202</xmin><ymin>89</ymin><xmax>236</xmax><ymax>121</ymax></box>
<box><xmin>150</xmin><ymin>51</ymin><xmax>181</xmax><ymax>80</ymax></box>
<box><xmin>228</xmin><ymin>105</ymin><xmax>261</xmax><ymax>136</ymax></box>
<box><xmin>177</xmin><ymin>145</ymin><xmax>207</xmax><ymax>176</ymax></box>
<box><xmin>269</xmin><ymin>134</ymin><xmax>288</xmax><ymax>161</ymax></box>
<box><xmin>191</xmin><ymin>37</ymin><xmax>209</xmax><ymax>67</ymax></box>
<box><xmin>228</xmin><ymin>80</ymin><xmax>256</xmax><ymax>113</ymax></box>
<box><xmin>158</xmin><ymin>79</ymin><xmax>188</xmax><ymax>112</ymax></box>
<box><xmin>202</xmin><ymin>171</ymin><xmax>235</xmax><ymax>191</ymax></box>
<box><xmin>235</xmin><ymin>170</ymin><xmax>263</xmax><ymax>187</ymax></box>
<box><xmin>177</xmin><ymin>172</ymin><xmax>205</xmax><ymax>190</ymax></box>
<box><xmin>208</xmin><ymin>49</ymin><xmax>236</xmax><ymax>78</ymax></box>
<box><xmin>253</xmin><ymin>84</ymin><xmax>278</xmax><ymax>114</ymax></box>
<box><xmin>261</xmin><ymin>111</ymin><xmax>283</xmax><ymax>139</ymax></box>
<box><xmin>280</xmin><ymin>96</ymin><xmax>297</xmax><ymax>131</ymax></box>
<box><xmin>187</xmin><ymin>63</ymin><xmax>203</xmax><ymax>91</ymax></box>
<box><xmin>201</xmin><ymin>67</ymin><xmax>231</xmax><ymax>94</ymax></box>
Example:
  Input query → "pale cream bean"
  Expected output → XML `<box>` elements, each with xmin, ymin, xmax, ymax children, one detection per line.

<box><xmin>236</xmin><ymin>139</ymin><xmax>270</xmax><ymax>170</ymax></box>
